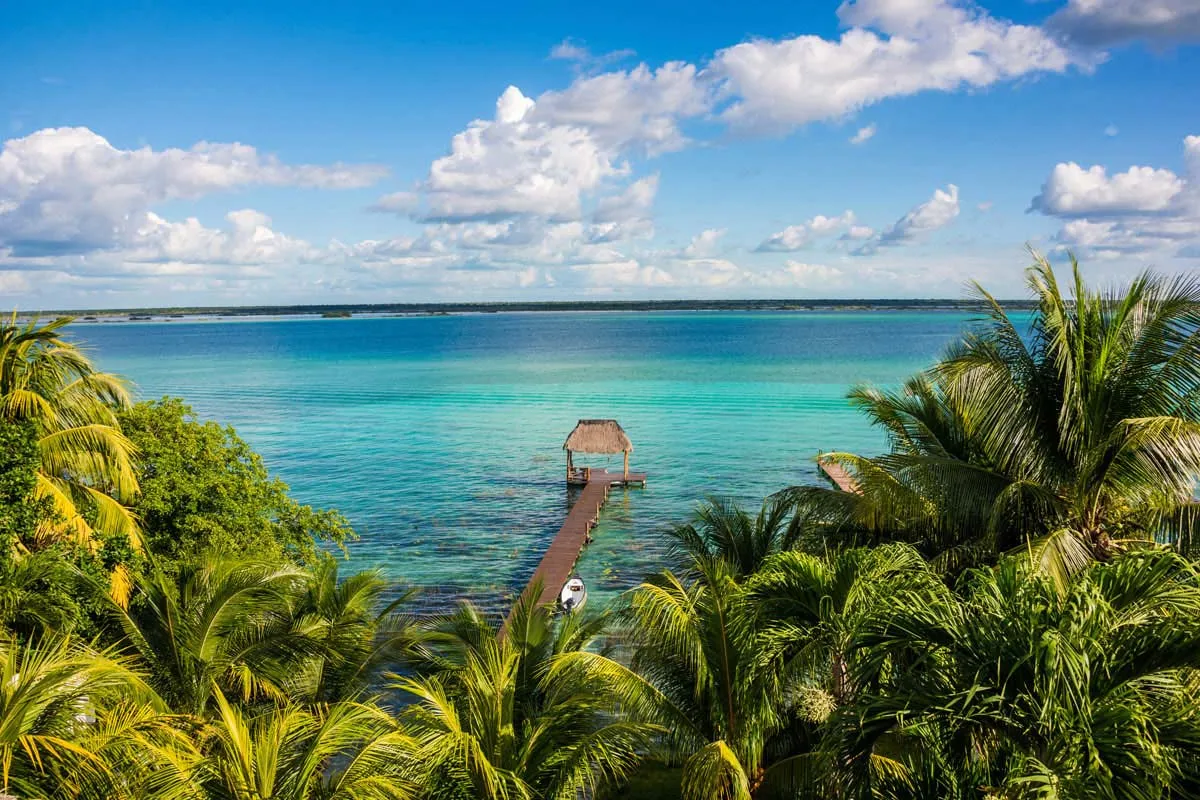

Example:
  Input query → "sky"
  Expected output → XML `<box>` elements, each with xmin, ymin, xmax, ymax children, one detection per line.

<box><xmin>1</xmin><ymin>0</ymin><xmax>1199</xmax><ymax>308</ymax></box>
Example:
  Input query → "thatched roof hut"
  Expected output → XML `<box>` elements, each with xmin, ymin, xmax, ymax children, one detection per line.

<box><xmin>563</xmin><ymin>419</ymin><xmax>633</xmax><ymax>454</ymax></box>
<box><xmin>563</xmin><ymin>420</ymin><xmax>634</xmax><ymax>480</ymax></box>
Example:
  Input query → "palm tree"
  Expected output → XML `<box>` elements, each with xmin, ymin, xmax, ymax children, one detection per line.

<box><xmin>791</xmin><ymin>254</ymin><xmax>1200</xmax><ymax>582</ymax></box>
<box><xmin>199</xmin><ymin>689</ymin><xmax>414</xmax><ymax>800</ymax></box>
<box><xmin>395</xmin><ymin>589</ymin><xmax>655</xmax><ymax>800</ymax></box>
<box><xmin>550</xmin><ymin>558</ymin><xmax>784</xmax><ymax>800</ymax></box>
<box><xmin>746</xmin><ymin>544</ymin><xmax>940</xmax><ymax>709</ymax></box>
<box><xmin>109</xmin><ymin>558</ymin><xmax>318</xmax><ymax>715</ymax></box>
<box><xmin>282</xmin><ymin>556</ymin><xmax>428</xmax><ymax>703</ymax></box>
<box><xmin>667</xmin><ymin>496</ymin><xmax>801</xmax><ymax>581</ymax></box>
<box><xmin>0</xmin><ymin>314</ymin><xmax>140</xmax><ymax>603</ymax></box>
<box><xmin>0</xmin><ymin>548</ymin><xmax>78</xmax><ymax>637</ymax></box>
<box><xmin>0</xmin><ymin>634</ymin><xmax>180</xmax><ymax>799</ymax></box>
<box><xmin>552</xmin><ymin>542</ymin><xmax>939</xmax><ymax>800</ymax></box>
<box><xmin>831</xmin><ymin>549</ymin><xmax>1200</xmax><ymax>798</ymax></box>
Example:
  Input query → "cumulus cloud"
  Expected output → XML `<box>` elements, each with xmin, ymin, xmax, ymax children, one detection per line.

<box><xmin>757</xmin><ymin>225</ymin><xmax>809</xmax><ymax>252</ymax></box>
<box><xmin>850</xmin><ymin>124</ymin><xmax>877</xmax><ymax>144</ymax></box>
<box><xmin>782</xmin><ymin>261</ymin><xmax>845</xmax><ymax>288</ymax></box>
<box><xmin>1032</xmin><ymin>134</ymin><xmax>1200</xmax><ymax>258</ymax></box>
<box><xmin>0</xmin><ymin>1</ymin><xmax>1160</xmax><ymax>304</ymax></box>
<box><xmin>0</xmin><ymin>127</ymin><xmax>386</xmax><ymax>257</ymax></box>
<box><xmin>593</xmin><ymin>175</ymin><xmax>658</xmax><ymax>223</ymax></box>
<box><xmin>855</xmin><ymin>185</ymin><xmax>960</xmax><ymax>254</ymax></box>
<box><xmin>419</xmin><ymin>86</ymin><xmax>627</xmax><ymax>223</ymax></box>
<box><xmin>711</xmin><ymin>0</ymin><xmax>1083</xmax><ymax>133</ymax></box>
<box><xmin>125</xmin><ymin>209</ymin><xmax>317</xmax><ymax>265</ymax></box>
<box><xmin>681</xmin><ymin>228</ymin><xmax>726</xmax><ymax>258</ymax></box>
<box><xmin>1029</xmin><ymin>162</ymin><xmax>1184</xmax><ymax>216</ymax></box>
<box><xmin>533</xmin><ymin>62</ymin><xmax>710</xmax><ymax>155</ymax></box>
<box><xmin>757</xmin><ymin>211</ymin><xmax>857</xmax><ymax>252</ymax></box>
<box><xmin>400</xmin><ymin>0</ymin><xmax>1083</xmax><ymax>262</ymax></box>
<box><xmin>588</xmin><ymin>175</ymin><xmax>659</xmax><ymax>242</ymax></box>
<box><xmin>1047</xmin><ymin>0</ymin><xmax>1200</xmax><ymax>46</ymax></box>
<box><xmin>842</xmin><ymin>224</ymin><xmax>877</xmax><ymax>241</ymax></box>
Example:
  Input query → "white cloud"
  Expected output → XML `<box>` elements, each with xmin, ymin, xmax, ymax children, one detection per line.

<box><xmin>1032</xmin><ymin>135</ymin><xmax>1200</xmax><ymax>258</ymax></box>
<box><xmin>0</xmin><ymin>271</ymin><xmax>29</xmax><ymax>293</ymax></box>
<box><xmin>856</xmin><ymin>184</ymin><xmax>960</xmax><ymax>254</ymax></box>
<box><xmin>370</xmin><ymin>191</ymin><xmax>420</xmax><ymax>214</ymax></box>
<box><xmin>842</xmin><ymin>224</ymin><xmax>877</xmax><ymax>241</ymax></box>
<box><xmin>402</xmin><ymin>0</ymin><xmax>1080</xmax><ymax>252</ymax></box>
<box><xmin>549</xmin><ymin>38</ymin><xmax>637</xmax><ymax>73</ymax></box>
<box><xmin>125</xmin><ymin>209</ymin><xmax>316</xmax><ymax>266</ymax></box>
<box><xmin>420</xmin><ymin>86</ymin><xmax>627</xmax><ymax>223</ymax></box>
<box><xmin>757</xmin><ymin>210</ymin><xmax>857</xmax><ymax>252</ymax></box>
<box><xmin>589</xmin><ymin>175</ymin><xmax>659</xmax><ymax>242</ymax></box>
<box><xmin>593</xmin><ymin>175</ymin><xmax>658</xmax><ymax>223</ymax></box>
<box><xmin>756</xmin><ymin>225</ymin><xmax>810</xmax><ymax>253</ymax></box>
<box><xmin>0</xmin><ymin>127</ymin><xmax>385</xmax><ymax>257</ymax></box>
<box><xmin>782</xmin><ymin>261</ymin><xmax>845</xmax><ymax>288</ymax></box>
<box><xmin>1048</xmin><ymin>0</ymin><xmax>1200</xmax><ymax>46</ymax></box>
<box><xmin>850</xmin><ymin>124</ymin><xmax>877</xmax><ymax>145</ymax></box>
<box><xmin>1029</xmin><ymin>162</ymin><xmax>1184</xmax><ymax>216</ymax></box>
<box><xmin>809</xmin><ymin>211</ymin><xmax>857</xmax><ymax>234</ymax></box>
<box><xmin>533</xmin><ymin>62</ymin><xmax>710</xmax><ymax>155</ymax></box>
<box><xmin>1104</xmin><ymin>124</ymin><xmax>1119</xmax><ymax>137</ymax></box>
<box><xmin>711</xmin><ymin>0</ymin><xmax>1083</xmax><ymax>133</ymax></box>
<box><xmin>681</xmin><ymin>228</ymin><xmax>726</xmax><ymax>258</ymax></box>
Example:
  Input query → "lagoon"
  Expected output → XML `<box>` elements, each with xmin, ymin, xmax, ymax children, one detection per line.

<box><xmin>78</xmin><ymin>311</ymin><xmax>974</xmax><ymax>610</ymax></box>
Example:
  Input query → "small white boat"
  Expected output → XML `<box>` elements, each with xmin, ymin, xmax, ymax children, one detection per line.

<box><xmin>560</xmin><ymin>576</ymin><xmax>587</xmax><ymax>613</ymax></box>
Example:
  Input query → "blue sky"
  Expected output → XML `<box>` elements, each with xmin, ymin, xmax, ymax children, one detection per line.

<box><xmin>1</xmin><ymin>0</ymin><xmax>1198</xmax><ymax>308</ymax></box>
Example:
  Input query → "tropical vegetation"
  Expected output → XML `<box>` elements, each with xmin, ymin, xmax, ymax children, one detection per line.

<box><xmin>2</xmin><ymin>254</ymin><xmax>1200</xmax><ymax>799</ymax></box>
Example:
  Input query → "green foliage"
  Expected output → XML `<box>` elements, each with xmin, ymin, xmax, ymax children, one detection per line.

<box><xmin>833</xmin><ymin>549</ymin><xmax>1200</xmax><ymax>799</ymax></box>
<box><xmin>1</xmin><ymin>313</ymin><xmax>140</xmax><ymax>566</ymax></box>
<box><xmin>789</xmin><ymin>253</ymin><xmax>1200</xmax><ymax>583</ymax></box>
<box><xmin>0</xmin><ymin>420</ymin><xmax>94</xmax><ymax>638</ymax></box>
<box><xmin>603</xmin><ymin>762</ymin><xmax>683</xmax><ymax>800</ymax></box>
<box><xmin>0</xmin><ymin>418</ymin><xmax>41</xmax><ymax>552</ymax></box>
<box><xmin>118</xmin><ymin>398</ymin><xmax>354</xmax><ymax>570</ymax></box>
<box><xmin>5</xmin><ymin>258</ymin><xmax>1200</xmax><ymax>799</ymax></box>
<box><xmin>396</xmin><ymin>589</ymin><xmax>658</xmax><ymax>800</ymax></box>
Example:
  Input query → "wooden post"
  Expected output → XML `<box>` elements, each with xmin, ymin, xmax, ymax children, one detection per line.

<box><xmin>566</xmin><ymin>450</ymin><xmax>573</xmax><ymax>482</ymax></box>
<box><xmin>623</xmin><ymin>450</ymin><xmax>629</xmax><ymax>479</ymax></box>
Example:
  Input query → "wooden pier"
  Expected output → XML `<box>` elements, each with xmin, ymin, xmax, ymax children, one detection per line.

<box><xmin>503</xmin><ymin>468</ymin><xmax>645</xmax><ymax>633</ymax></box>
<box><xmin>818</xmin><ymin>455</ymin><xmax>860</xmax><ymax>493</ymax></box>
<box><xmin>500</xmin><ymin>420</ymin><xmax>645</xmax><ymax>635</ymax></box>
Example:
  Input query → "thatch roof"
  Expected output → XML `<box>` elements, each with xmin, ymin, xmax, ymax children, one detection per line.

<box><xmin>563</xmin><ymin>419</ymin><xmax>633</xmax><ymax>454</ymax></box>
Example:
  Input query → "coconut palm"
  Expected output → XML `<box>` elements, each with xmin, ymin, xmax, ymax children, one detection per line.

<box><xmin>0</xmin><ymin>634</ymin><xmax>185</xmax><ymax>799</ymax></box>
<box><xmin>282</xmin><ymin>556</ymin><xmax>428</xmax><ymax>703</ymax></box>
<box><xmin>831</xmin><ymin>549</ymin><xmax>1200</xmax><ymax>799</ymax></box>
<box><xmin>108</xmin><ymin>558</ymin><xmax>319</xmax><ymax>716</ymax></box>
<box><xmin>0</xmin><ymin>314</ymin><xmax>140</xmax><ymax>602</ymax></box>
<box><xmin>791</xmin><ymin>254</ymin><xmax>1200</xmax><ymax>582</ymax></box>
<box><xmin>746</xmin><ymin>544</ymin><xmax>940</xmax><ymax>709</ymax></box>
<box><xmin>395</xmin><ymin>589</ymin><xmax>655</xmax><ymax>800</ymax></box>
<box><xmin>0</xmin><ymin>548</ymin><xmax>78</xmax><ymax>637</ymax></box>
<box><xmin>548</xmin><ymin>557</ymin><xmax>787</xmax><ymax>800</ymax></box>
<box><xmin>199</xmin><ymin>689</ymin><xmax>414</xmax><ymax>800</ymax></box>
<box><xmin>667</xmin><ymin>496</ymin><xmax>802</xmax><ymax>582</ymax></box>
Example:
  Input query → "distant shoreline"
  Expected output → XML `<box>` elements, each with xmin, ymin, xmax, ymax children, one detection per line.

<box><xmin>23</xmin><ymin>298</ymin><xmax>1036</xmax><ymax>324</ymax></box>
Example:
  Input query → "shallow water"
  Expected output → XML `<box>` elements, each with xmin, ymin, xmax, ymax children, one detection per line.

<box><xmin>77</xmin><ymin>311</ymin><xmax>975</xmax><ymax>610</ymax></box>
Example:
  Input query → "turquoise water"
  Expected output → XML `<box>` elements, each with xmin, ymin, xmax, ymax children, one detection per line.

<box><xmin>76</xmin><ymin>311</ymin><xmax>974</xmax><ymax>611</ymax></box>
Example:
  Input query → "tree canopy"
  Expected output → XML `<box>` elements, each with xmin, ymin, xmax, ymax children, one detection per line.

<box><xmin>118</xmin><ymin>398</ymin><xmax>354</xmax><ymax>571</ymax></box>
